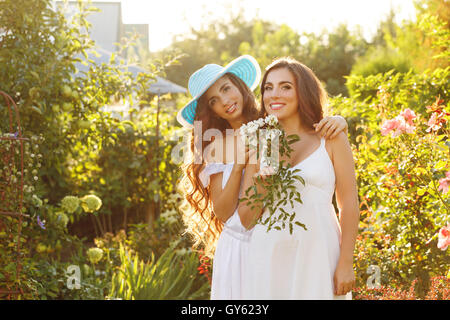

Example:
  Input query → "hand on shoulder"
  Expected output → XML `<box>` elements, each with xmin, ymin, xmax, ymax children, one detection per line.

<box><xmin>329</xmin><ymin>131</ymin><xmax>349</xmax><ymax>146</ymax></box>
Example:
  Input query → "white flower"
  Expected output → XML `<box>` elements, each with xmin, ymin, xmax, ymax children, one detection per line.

<box><xmin>239</xmin><ymin>125</ymin><xmax>248</xmax><ymax>137</ymax></box>
<box><xmin>256</xmin><ymin>118</ymin><xmax>265</xmax><ymax>127</ymax></box>
<box><xmin>269</xmin><ymin>129</ymin><xmax>282</xmax><ymax>140</ymax></box>
<box><xmin>247</xmin><ymin>122</ymin><xmax>259</xmax><ymax>134</ymax></box>
<box><xmin>261</xmin><ymin>154</ymin><xmax>270</xmax><ymax>167</ymax></box>
<box><xmin>87</xmin><ymin>247</ymin><xmax>103</xmax><ymax>264</ymax></box>
<box><xmin>248</xmin><ymin>136</ymin><xmax>258</xmax><ymax>148</ymax></box>
<box><xmin>80</xmin><ymin>194</ymin><xmax>102</xmax><ymax>213</ymax></box>
<box><xmin>31</xmin><ymin>194</ymin><xmax>43</xmax><ymax>207</ymax></box>
<box><xmin>265</xmin><ymin>115</ymin><xmax>278</xmax><ymax>126</ymax></box>
<box><xmin>61</xmin><ymin>196</ymin><xmax>80</xmax><ymax>214</ymax></box>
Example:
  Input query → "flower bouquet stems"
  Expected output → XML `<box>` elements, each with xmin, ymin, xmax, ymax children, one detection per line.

<box><xmin>239</xmin><ymin>115</ymin><xmax>307</xmax><ymax>234</ymax></box>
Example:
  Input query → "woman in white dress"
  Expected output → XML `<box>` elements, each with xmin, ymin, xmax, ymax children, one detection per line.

<box><xmin>240</xmin><ymin>57</ymin><xmax>359</xmax><ymax>299</ymax></box>
<box><xmin>176</xmin><ymin>56</ymin><xmax>348</xmax><ymax>299</ymax></box>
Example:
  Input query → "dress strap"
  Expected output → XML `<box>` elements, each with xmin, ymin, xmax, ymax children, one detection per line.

<box><xmin>320</xmin><ymin>137</ymin><xmax>325</xmax><ymax>147</ymax></box>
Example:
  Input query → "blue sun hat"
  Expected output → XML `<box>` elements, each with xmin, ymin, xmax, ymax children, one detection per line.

<box><xmin>177</xmin><ymin>55</ymin><xmax>261</xmax><ymax>128</ymax></box>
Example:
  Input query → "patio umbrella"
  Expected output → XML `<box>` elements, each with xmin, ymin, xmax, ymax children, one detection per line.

<box><xmin>75</xmin><ymin>47</ymin><xmax>187</xmax><ymax>95</ymax></box>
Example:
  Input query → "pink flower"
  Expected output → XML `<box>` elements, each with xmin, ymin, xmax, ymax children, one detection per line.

<box><xmin>400</xmin><ymin>108</ymin><xmax>417</xmax><ymax>126</ymax></box>
<box><xmin>381</xmin><ymin>118</ymin><xmax>401</xmax><ymax>136</ymax></box>
<box><xmin>437</xmin><ymin>224</ymin><xmax>450</xmax><ymax>250</ymax></box>
<box><xmin>426</xmin><ymin>112</ymin><xmax>446</xmax><ymax>132</ymax></box>
<box><xmin>438</xmin><ymin>171</ymin><xmax>450</xmax><ymax>194</ymax></box>
<box><xmin>381</xmin><ymin>113</ymin><xmax>416</xmax><ymax>137</ymax></box>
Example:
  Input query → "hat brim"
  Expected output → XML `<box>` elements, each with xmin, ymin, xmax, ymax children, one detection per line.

<box><xmin>177</xmin><ymin>55</ymin><xmax>261</xmax><ymax>129</ymax></box>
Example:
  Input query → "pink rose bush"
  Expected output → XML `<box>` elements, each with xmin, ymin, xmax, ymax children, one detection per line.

<box><xmin>437</xmin><ymin>224</ymin><xmax>450</xmax><ymax>251</ymax></box>
<box><xmin>400</xmin><ymin>108</ymin><xmax>417</xmax><ymax>126</ymax></box>
<box><xmin>381</xmin><ymin>108</ymin><xmax>417</xmax><ymax>137</ymax></box>
<box><xmin>425</xmin><ymin>98</ymin><xmax>449</xmax><ymax>133</ymax></box>
<box><xmin>378</xmin><ymin>98</ymin><xmax>450</xmax><ymax>256</ymax></box>
<box><xmin>438</xmin><ymin>171</ymin><xmax>450</xmax><ymax>194</ymax></box>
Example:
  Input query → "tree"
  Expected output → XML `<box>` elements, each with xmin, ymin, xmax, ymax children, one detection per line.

<box><xmin>350</xmin><ymin>0</ymin><xmax>449</xmax><ymax>81</ymax></box>
<box><xmin>298</xmin><ymin>24</ymin><xmax>369</xmax><ymax>96</ymax></box>
<box><xmin>158</xmin><ymin>11</ymin><xmax>369</xmax><ymax>97</ymax></box>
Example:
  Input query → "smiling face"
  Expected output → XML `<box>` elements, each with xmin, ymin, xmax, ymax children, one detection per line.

<box><xmin>262</xmin><ymin>67</ymin><xmax>299</xmax><ymax>121</ymax></box>
<box><xmin>204</xmin><ymin>75</ymin><xmax>245</xmax><ymax>129</ymax></box>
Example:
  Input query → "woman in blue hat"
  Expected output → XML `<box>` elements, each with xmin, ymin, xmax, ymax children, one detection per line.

<box><xmin>177</xmin><ymin>55</ymin><xmax>348</xmax><ymax>300</ymax></box>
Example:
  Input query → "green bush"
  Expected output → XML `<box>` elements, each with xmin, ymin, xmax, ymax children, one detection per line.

<box><xmin>350</xmin><ymin>46</ymin><xmax>412</xmax><ymax>78</ymax></box>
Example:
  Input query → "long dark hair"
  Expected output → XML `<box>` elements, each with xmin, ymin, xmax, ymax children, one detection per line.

<box><xmin>179</xmin><ymin>72</ymin><xmax>261</xmax><ymax>257</ymax></box>
<box><xmin>260</xmin><ymin>57</ymin><xmax>328</xmax><ymax>129</ymax></box>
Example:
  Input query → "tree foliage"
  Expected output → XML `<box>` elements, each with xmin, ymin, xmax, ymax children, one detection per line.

<box><xmin>156</xmin><ymin>11</ymin><xmax>369</xmax><ymax>97</ymax></box>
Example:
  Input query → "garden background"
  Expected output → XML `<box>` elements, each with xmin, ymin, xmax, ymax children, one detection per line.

<box><xmin>0</xmin><ymin>0</ymin><xmax>449</xmax><ymax>300</ymax></box>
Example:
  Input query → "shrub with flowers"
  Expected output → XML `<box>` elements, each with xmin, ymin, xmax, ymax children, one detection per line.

<box><xmin>437</xmin><ymin>224</ymin><xmax>450</xmax><ymax>251</ymax></box>
<box><xmin>353</xmin><ymin>276</ymin><xmax>449</xmax><ymax>300</ymax></box>
<box><xmin>80</xmin><ymin>195</ymin><xmax>102</xmax><ymax>213</ymax></box>
<box><xmin>331</xmin><ymin>60</ymin><xmax>450</xmax><ymax>297</ymax></box>
<box><xmin>61</xmin><ymin>196</ymin><xmax>80</xmax><ymax>214</ymax></box>
<box><xmin>87</xmin><ymin>247</ymin><xmax>104</xmax><ymax>264</ymax></box>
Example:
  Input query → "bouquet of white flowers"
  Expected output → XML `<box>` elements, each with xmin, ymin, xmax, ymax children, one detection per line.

<box><xmin>239</xmin><ymin>115</ymin><xmax>307</xmax><ymax>234</ymax></box>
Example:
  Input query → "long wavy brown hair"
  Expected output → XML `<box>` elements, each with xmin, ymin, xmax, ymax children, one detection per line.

<box><xmin>260</xmin><ymin>57</ymin><xmax>329</xmax><ymax>128</ymax></box>
<box><xmin>179</xmin><ymin>72</ymin><xmax>261</xmax><ymax>257</ymax></box>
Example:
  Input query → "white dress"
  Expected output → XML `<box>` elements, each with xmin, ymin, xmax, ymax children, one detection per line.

<box><xmin>244</xmin><ymin>137</ymin><xmax>352</xmax><ymax>300</ymax></box>
<box><xmin>199</xmin><ymin>163</ymin><xmax>253</xmax><ymax>300</ymax></box>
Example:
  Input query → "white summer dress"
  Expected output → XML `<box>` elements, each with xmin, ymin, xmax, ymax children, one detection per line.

<box><xmin>199</xmin><ymin>163</ymin><xmax>252</xmax><ymax>300</ymax></box>
<box><xmin>243</xmin><ymin>137</ymin><xmax>352</xmax><ymax>300</ymax></box>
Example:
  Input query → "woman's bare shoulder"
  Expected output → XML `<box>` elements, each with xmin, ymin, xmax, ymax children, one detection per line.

<box><xmin>325</xmin><ymin>131</ymin><xmax>350</xmax><ymax>164</ymax></box>
<box><xmin>328</xmin><ymin>131</ymin><xmax>349</xmax><ymax>147</ymax></box>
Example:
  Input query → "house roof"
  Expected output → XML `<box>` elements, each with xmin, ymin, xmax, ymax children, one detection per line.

<box><xmin>75</xmin><ymin>47</ymin><xmax>187</xmax><ymax>94</ymax></box>
<box><xmin>57</xmin><ymin>1</ymin><xmax>186</xmax><ymax>94</ymax></box>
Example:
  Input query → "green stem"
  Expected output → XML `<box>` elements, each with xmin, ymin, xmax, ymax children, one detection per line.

<box><xmin>94</xmin><ymin>213</ymin><xmax>104</xmax><ymax>235</ymax></box>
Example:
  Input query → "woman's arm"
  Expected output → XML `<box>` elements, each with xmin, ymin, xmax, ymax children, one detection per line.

<box><xmin>237</xmin><ymin>164</ymin><xmax>261</xmax><ymax>229</ymax></box>
<box><xmin>329</xmin><ymin>131</ymin><xmax>360</xmax><ymax>295</ymax></box>
<box><xmin>207</xmin><ymin>136</ymin><xmax>249</xmax><ymax>223</ymax></box>
<box><xmin>209</xmin><ymin>165</ymin><xmax>245</xmax><ymax>223</ymax></box>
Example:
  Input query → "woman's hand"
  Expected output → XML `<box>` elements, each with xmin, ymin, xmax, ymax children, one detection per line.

<box><xmin>333</xmin><ymin>259</ymin><xmax>356</xmax><ymax>296</ymax></box>
<box><xmin>233</xmin><ymin>133</ymin><xmax>258</xmax><ymax>171</ymax></box>
<box><xmin>313</xmin><ymin>115</ymin><xmax>348</xmax><ymax>139</ymax></box>
<box><xmin>253</xmin><ymin>165</ymin><xmax>275</xmax><ymax>181</ymax></box>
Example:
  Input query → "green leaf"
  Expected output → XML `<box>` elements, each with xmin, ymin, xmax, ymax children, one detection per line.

<box><xmin>30</xmin><ymin>71</ymin><xmax>40</xmax><ymax>81</ymax></box>
<box><xmin>295</xmin><ymin>221</ymin><xmax>307</xmax><ymax>230</ymax></box>
<box><xmin>31</xmin><ymin>105</ymin><xmax>43</xmax><ymax>115</ymax></box>
<box><xmin>417</xmin><ymin>188</ymin><xmax>427</xmax><ymax>196</ymax></box>
<box><xmin>435</xmin><ymin>160</ymin><xmax>447</xmax><ymax>170</ymax></box>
